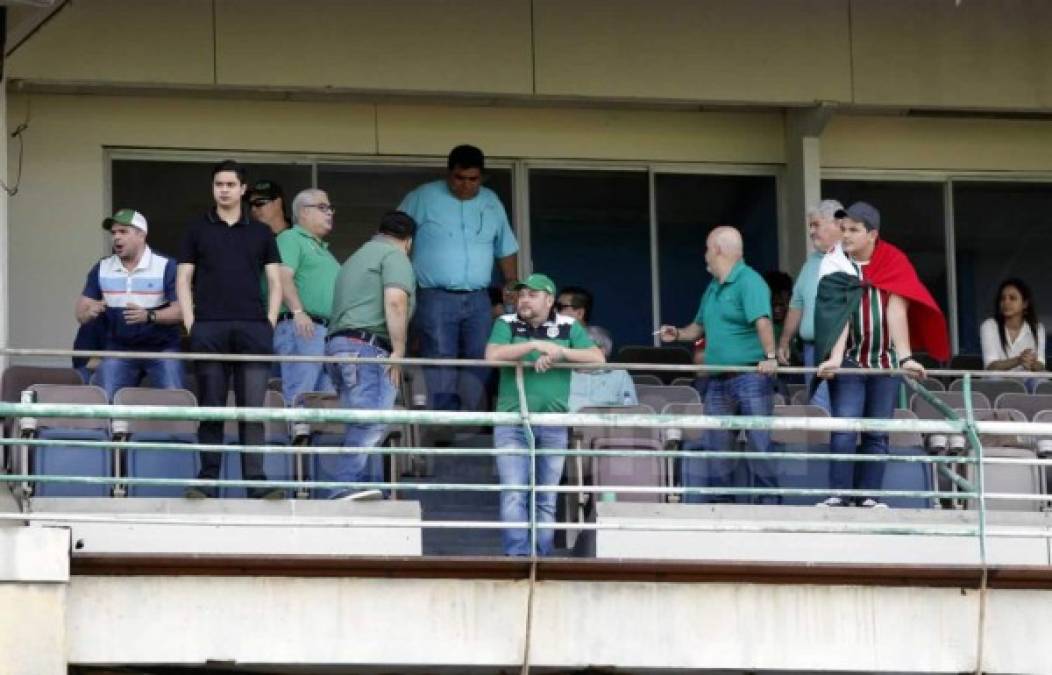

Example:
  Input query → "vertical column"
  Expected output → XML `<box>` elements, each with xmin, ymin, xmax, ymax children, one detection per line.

<box><xmin>0</xmin><ymin>64</ymin><xmax>8</xmax><ymax>374</ymax></box>
<box><xmin>782</xmin><ymin>104</ymin><xmax>834</xmax><ymax>273</ymax></box>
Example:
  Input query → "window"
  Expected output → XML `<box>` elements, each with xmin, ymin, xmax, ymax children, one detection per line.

<box><xmin>656</xmin><ymin>173</ymin><xmax>779</xmax><ymax>330</ymax></box>
<box><xmin>953</xmin><ymin>181</ymin><xmax>1052</xmax><ymax>356</ymax></box>
<box><xmin>528</xmin><ymin>169</ymin><xmax>651</xmax><ymax>347</ymax></box>
<box><xmin>317</xmin><ymin>164</ymin><xmax>513</xmax><ymax>266</ymax></box>
<box><xmin>111</xmin><ymin>159</ymin><xmax>313</xmax><ymax>260</ymax></box>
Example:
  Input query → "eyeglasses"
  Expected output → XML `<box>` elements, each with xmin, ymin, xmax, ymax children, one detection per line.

<box><xmin>306</xmin><ymin>203</ymin><xmax>336</xmax><ymax>215</ymax></box>
<box><xmin>249</xmin><ymin>198</ymin><xmax>273</xmax><ymax>208</ymax></box>
<box><xmin>556</xmin><ymin>303</ymin><xmax>578</xmax><ymax>311</ymax></box>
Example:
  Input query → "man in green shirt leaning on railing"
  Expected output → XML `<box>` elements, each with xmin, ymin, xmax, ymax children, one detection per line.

<box><xmin>486</xmin><ymin>273</ymin><xmax>605</xmax><ymax>557</ymax></box>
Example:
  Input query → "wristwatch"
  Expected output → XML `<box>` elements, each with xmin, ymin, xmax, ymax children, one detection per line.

<box><xmin>765</xmin><ymin>352</ymin><xmax>776</xmax><ymax>360</ymax></box>
<box><xmin>146</xmin><ymin>309</ymin><xmax>156</xmax><ymax>324</ymax></box>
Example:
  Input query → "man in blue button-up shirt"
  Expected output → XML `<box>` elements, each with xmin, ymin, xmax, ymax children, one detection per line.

<box><xmin>398</xmin><ymin>145</ymin><xmax>519</xmax><ymax>411</ymax></box>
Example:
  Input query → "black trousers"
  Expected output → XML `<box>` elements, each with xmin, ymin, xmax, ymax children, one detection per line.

<box><xmin>190</xmin><ymin>320</ymin><xmax>273</xmax><ymax>488</ymax></box>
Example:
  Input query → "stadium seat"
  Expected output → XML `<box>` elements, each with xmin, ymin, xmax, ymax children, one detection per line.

<box><xmin>615</xmin><ymin>345</ymin><xmax>692</xmax><ymax>384</ymax></box>
<box><xmin>948</xmin><ymin>377</ymin><xmax>1026</xmax><ymax>404</ymax></box>
<box><xmin>882</xmin><ymin>409</ymin><xmax>934</xmax><ymax>509</ymax></box>
<box><xmin>20</xmin><ymin>384</ymin><xmax>111</xmax><ymax>497</ymax></box>
<box><xmin>631</xmin><ymin>373</ymin><xmax>663</xmax><ymax>386</ymax></box>
<box><xmin>966</xmin><ymin>446</ymin><xmax>1043</xmax><ymax>512</ymax></box>
<box><xmin>220</xmin><ymin>389</ymin><xmax>293</xmax><ymax>498</ymax></box>
<box><xmin>113</xmin><ymin>387</ymin><xmax>199</xmax><ymax>497</ymax></box>
<box><xmin>635</xmin><ymin>384</ymin><xmax>701</xmax><ymax>412</ymax></box>
<box><xmin>295</xmin><ymin>390</ymin><xmax>395</xmax><ymax>499</ymax></box>
<box><xmin>995</xmin><ymin>393</ymin><xmax>1052</xmax><ymax>421</ymax></box>
<box><xmin>568</xmin><ymin>404</ymin><xmax>658</xmax><ymax>517</ymax></box>
<box><xmin>771</xmin><ymin>404</ymin><xmax>831</xmax><ymax>506</ymax></box>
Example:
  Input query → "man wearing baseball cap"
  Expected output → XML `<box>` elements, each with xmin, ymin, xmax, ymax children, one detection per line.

<box><xmin>75</xmin><ymin>208</ymin><xmax>184</xmax><ymax>400</ymax></box>
<box><xmin>246</xmin><ymin>179</ymin><xmax>291</xmax><ymax>236</ymax></box>
<box><xmin>813</xmin><ymin>201</ymin><xmax>948</xmax><ymax>508</ymax></box>
<box><xmin>485</xmin><ymin>272</ymin><xmax>604</xmax><ymax>556</ymax></box>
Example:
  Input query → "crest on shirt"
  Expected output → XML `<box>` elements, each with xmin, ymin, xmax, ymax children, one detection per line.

<box><xmin>546</xmin><ymin>324</ymin><xmax>559</xmax><ymax>339</ymax></box>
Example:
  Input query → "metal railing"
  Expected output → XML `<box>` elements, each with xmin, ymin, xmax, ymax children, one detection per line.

<box><xmin>3</xmin><ymin>347</ymin><xmax>1052</xmax><ymax>564</ymax></box>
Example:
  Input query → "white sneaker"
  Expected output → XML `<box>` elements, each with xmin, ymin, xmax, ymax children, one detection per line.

<box><xmin>333</xmin><ymin>489</ymin><xmax>383</xmax><ymax>501</ymax></box>
<box><xmin>816</xmin><ymin>497</ymin><xmax>845</xmax><ymax>507</ymax></box>
<box><xmin>860</xmin><ymin>498</ymin><xmax>888</xmax><ymax>509</ymax></box>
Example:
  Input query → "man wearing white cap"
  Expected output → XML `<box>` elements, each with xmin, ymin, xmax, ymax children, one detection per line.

<box><xmin>75</xmin><ymin>208</ymin><xmax>184</xmax><ymax>400</ymax></box>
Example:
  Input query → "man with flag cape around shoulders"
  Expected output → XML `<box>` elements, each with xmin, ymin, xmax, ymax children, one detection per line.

<box><xmin>812</xmin><ymin>201</ymin><xmax>949</xmax><ymax>508</ymax></box>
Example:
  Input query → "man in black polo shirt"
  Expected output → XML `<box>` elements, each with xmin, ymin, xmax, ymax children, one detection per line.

<box><xmin>176</xmin><ymin>160</ymin><xmax>284</xmax><ymax>500</ymax></box>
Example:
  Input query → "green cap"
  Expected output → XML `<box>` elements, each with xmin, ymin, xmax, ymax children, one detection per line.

<box><xmin>515</xmin><ymin>273</ymin><xmax>556</xmax><ymax>295</ymax></box>
<box><xmin>102</xmin><ymin>208</ymin><xmax>148</xmax><ymax>233</ymax></box>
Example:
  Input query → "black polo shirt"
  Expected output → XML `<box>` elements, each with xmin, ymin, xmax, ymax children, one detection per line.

<box><xmin>180</xmin><ymin>207</ymin><xmax>280</xmax><ymax>321</ymax></box>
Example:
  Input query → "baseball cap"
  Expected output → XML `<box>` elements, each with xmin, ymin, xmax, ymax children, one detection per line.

<box><xmin>515</xmin><ymin>273</ymin><xmax>556</xmax><ymax>295</ymax></box>
<box><xmin>247</xmin><ymin>179</ymin><xmax>284</xmax><ymax>202</ymax></box>
<box><xmin>102</xmin><ymin>208</ymin><xmax>148</xmax><ymax>233</ymax></box>
<box><xmin>835</xmin><ymin>201</ymin><xmax>881</xmax><ymax>231</ymax></box>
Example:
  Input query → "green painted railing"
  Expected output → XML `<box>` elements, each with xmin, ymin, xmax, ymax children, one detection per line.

<box><xmin>4</xmin><ymin>347</ymin><xmax>1052</xmax><ymax>562</ymax></box>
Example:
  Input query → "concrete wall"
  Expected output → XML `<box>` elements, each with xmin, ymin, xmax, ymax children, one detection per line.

<box><xmin>9</xmin><ymin>1</ymin><xmax>1052</xmax><ymax>111</ymax></box>
<box><xmin>59</xmin><ymin>573</ymin><xmax>1049</xmax><ymax>673</ymax></box>
<box><xmin>0</xmin><ymin>528</ymin><xmax>70</xmax><ymax>675</ymax></box>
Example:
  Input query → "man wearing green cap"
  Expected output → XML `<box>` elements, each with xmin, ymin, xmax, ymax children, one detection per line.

<box><xmin>485</xmin><ymin>273</ymin><xmax>604</xmax><ymax>556</ymax></box>
<box><xmin>76</xmin><ymin>208</ymin><xmax>184</xmax><ymax>401</ymax></box>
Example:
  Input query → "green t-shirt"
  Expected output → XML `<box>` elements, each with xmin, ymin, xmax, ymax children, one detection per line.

<box><xmin>330</xmin><ymin>236</ymin><xmax>416</xmax><ymax>339</ymax></box>
<box><xmin>276</xmin><ymin>225</ymin><xmax>341</xmax><ymax>318</ymax></box>
<box><xmin>693</xmin><ymin>260</ymin><xmax>771</xmax><ymax>366</ymax></box>
<box><xmin>489</xmin><ymin>313</ymin><xmax>595</xmax><ymax>413</ymax></box>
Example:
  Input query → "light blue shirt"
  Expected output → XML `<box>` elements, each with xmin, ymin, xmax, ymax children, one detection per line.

<box><xmin>398</xmin><ymin>180</ymin><xmax>518</xmax><ymax>290</ymax></box>
<box><xmin>568</xmin><ymin>369</ymin><xmax>638</xmax><ymax>412</ymax></box>
<box><xmin>789</xmin><ymin>250</ymin><xmax>825</xmax><ymax>342</ymax></box>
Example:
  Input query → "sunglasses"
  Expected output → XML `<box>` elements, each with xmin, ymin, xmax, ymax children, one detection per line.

<box><xmin>249</xmin><ymin>198</ymin><xmax>274</xmax><ymax>208</ymax></box>
<box><xmin>556</xmin><ymin>303</ymin><xmax>578</xmax><ymax>311</ymax></box>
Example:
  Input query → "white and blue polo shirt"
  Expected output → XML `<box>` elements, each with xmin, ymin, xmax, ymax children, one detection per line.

<box><xmin>81</xmin><ymin>246</ymin><xmax>180</xmax><ymax>350</ymax></box>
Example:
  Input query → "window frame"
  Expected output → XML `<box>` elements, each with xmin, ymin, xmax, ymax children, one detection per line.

<box><xmin>822</xmin><ymin>168</ymin><xmax>1052</xmax><ymax>355</ymax></box>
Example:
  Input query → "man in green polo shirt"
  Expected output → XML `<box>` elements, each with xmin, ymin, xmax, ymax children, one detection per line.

<box><xmin>321</xmin><ymin>211</ymin><xmax>416</xmax><ymax>500</ymax></box>
<box><xmin>274</xmin><ymin>188</ymin><xmax>342</xmax><ymax>406</ymax></box>
<box><xmin>486</xmin><ymin>273</ymin><xmax>604</xmax><ymax>556</ymax></box>
<box><xmin>659</xmin><ymin>226</ymin><xmax>779</xmax><ymax>505</ymax></box>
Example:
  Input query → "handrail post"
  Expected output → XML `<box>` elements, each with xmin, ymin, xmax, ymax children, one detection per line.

<box><xmin>513</xmin><ymin>363</ymin><xmax>538</xmax><ymax>557</ymax></box>
<box><xmin>962</xmin><ymin>372</ymin><xmax>987</xmax><ymax>567</ymax></box>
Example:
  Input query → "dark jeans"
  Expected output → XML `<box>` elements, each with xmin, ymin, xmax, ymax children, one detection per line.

<box><xmin>684</xmin><ymin>373</ymin><xmax>776</xmax><ymax>504</ymax></box>
<box><xmin>190</xmin><ymin>320</ymin><xmax>273</xmax><ymax>494</ymax></box>
<box><xmin>828</xmin><ymin>361</ymin><xmax>900</xmax><ymax>501</ymax></box>
<box><xmin>414</xmin><ymin>288</ymin><xmax>492</xmax><ymax>411</ymax></box>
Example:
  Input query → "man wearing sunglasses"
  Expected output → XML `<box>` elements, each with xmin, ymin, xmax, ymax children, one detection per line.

<box><xmin>247</xmin><ymin>179</ymin><xmax>291</xmax><ymax>236</ymax></box>
<box><xmin>273</xmin><ymin>189</ymin><xmax>341</xmax><ymax>405</ymax></box>
<box><xmin>398</xmin><ymin>144</ymin><xmax>519</xmax><ymax>414</ymax></box>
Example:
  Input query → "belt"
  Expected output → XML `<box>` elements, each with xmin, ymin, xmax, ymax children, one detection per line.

<box><xmin>327</xmin><ymin>328</ymin><xmax>392</xmax><ymax>354</ymax></box>
<box><xmin>278</xmin><ymin>312</ymin><xmax>329</xmax><ymax>326</ymax></box>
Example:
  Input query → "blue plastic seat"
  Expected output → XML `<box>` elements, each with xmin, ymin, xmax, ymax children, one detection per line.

<box><xmin>114</xmin><ymin>387</ymin><xmax>200</xmax><ymax>497</ymax></box>
<box><xmin>24</xmin><ymin>384</ymin><xmax>111</xmax><ymax>497</ymax></box>
<box><xmin>220</xmin><ymin>390</ymin><xmax>292</xmax><ymax>498</ymax></box>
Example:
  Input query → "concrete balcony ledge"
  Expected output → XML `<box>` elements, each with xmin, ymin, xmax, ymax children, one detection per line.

<box><xmin>20</xmin><ymin>497</ymin><xmax>423</xmax><ymax>557</ymax></box>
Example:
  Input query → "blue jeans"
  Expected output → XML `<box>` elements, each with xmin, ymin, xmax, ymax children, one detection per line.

<box><xmin>273</xmin><ymin>318</ymin><xmax>333</xmax><ymax>405</ymax></box>
<box><xmin>323</xmin><ymin>337</ymin><xmax>396</xmax><ymax>498</ymax></box>
<box><xmin>828</xmin><ymin>362</ymin><xmax>900</xmax><ymax>500</ymax></box>
<box><xmin>96</xmin><ymin>351</ymin><xmax>184</xmax><ymax>402</ymax></box>
<box><xmin>802</xmin><ymin>342</ymin><xmax>831</xmax><ymax>412</ymax></box>
<box><xmin>494</xmin><ymin>425</ymin><xmax>568</xmax><ymax>557</ymax></box>
<box><xmin>685</xmin><ymin>373</ymin><xmax>776</xmax><ymax>504</ymax></box>
<box><xmin>414</xmin><ymin>288</ymin><xmax>492</xmax><ymax>411</ymax></box>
